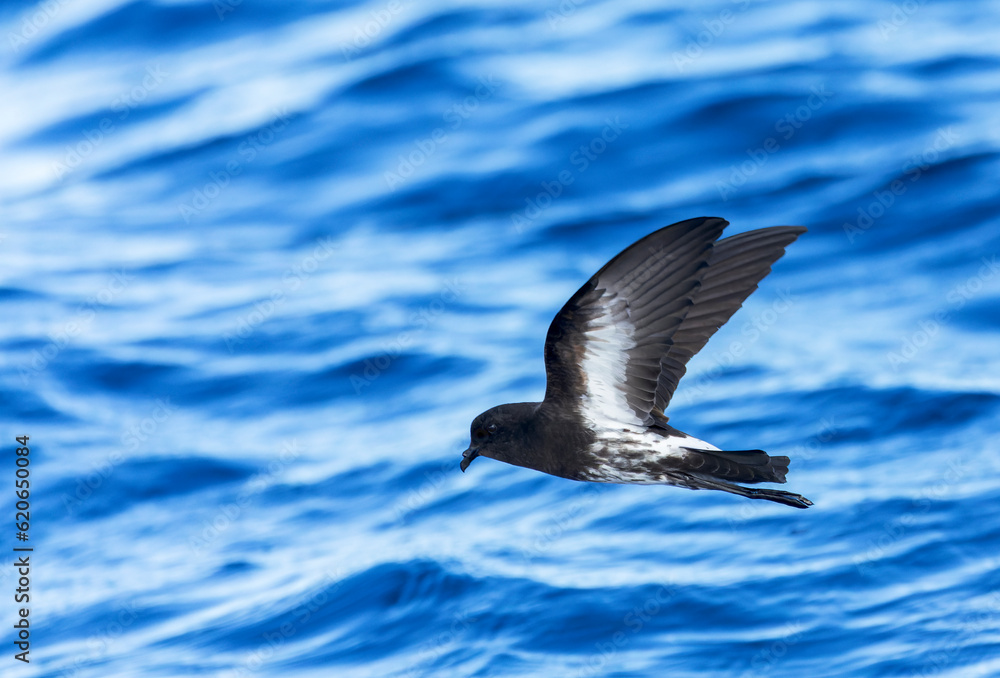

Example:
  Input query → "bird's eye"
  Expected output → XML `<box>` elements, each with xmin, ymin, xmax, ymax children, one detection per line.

<box><xmin>487</xmin><ymin>423</ymin><xmax>498</xmax><ymax>433</ymax></box>
<box><xmin>473</xmin><ymin>427</ymin><xmax>488</xmax><ymax>441</ymax></box>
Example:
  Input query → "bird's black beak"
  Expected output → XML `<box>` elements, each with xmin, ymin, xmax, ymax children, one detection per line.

<box><xmin>460</xmin><ymin>447</ymin><xmax>479</xmax><ymax>472</ymax></box>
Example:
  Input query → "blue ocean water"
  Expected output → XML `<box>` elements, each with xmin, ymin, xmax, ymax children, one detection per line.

<box><xmin>2</xmin><ymin>0</ymin><xmax>1000</xmax><ymax>675</ymax></box>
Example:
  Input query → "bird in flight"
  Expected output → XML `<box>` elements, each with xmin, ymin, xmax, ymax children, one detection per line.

<box><xmin>460</xmin><ymin>217</ymin><xmax>812</xmax><ymax>508</ymax></box>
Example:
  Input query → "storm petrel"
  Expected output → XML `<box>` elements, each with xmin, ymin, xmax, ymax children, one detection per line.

<box><xmin>460</xmin><ymin>217</ymin><xmax>812</xmax><ymax>509</ymax></box>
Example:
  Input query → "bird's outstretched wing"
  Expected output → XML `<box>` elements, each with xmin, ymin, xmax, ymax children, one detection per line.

<box><xmin>542</xmin><ymin>218</ymin><xmax>805</xmax><ymax>427</ymax></box>
<box><xmin>653</xmin><ymin>225</ymin><xmax>807</xmax><ymax>410</ymax></box>
<box><xmin>542</xmin><ymin>217</ymin><xmax>726</xmax><ymax>426</ymax></box>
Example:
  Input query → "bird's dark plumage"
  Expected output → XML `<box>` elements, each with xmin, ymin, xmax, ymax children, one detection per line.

<box><xmin>461</xmin><ymin>217</ymin><xmax>812</xmax><ymax>509</ymax></box>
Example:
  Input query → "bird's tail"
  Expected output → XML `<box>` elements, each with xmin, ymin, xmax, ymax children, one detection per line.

<box><xmin>679</xmin><ymin>447</ymin><xmax>813</xmax><ymax>509</ymax></box>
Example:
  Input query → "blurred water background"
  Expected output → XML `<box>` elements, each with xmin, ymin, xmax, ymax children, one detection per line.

<box><xmin>2</xmin><ymin>0</ymin><xmax>1000</xmax><ymax>676</ymax></box>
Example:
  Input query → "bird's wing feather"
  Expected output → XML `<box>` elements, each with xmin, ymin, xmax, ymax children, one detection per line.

<box><xmin>542</xmin><ymin>217</ymin><xmax>727</xmax><ymax>426</ymax></box>
<box><xmin>653</xmin><ymin>226</ymin><xmax>806</xmax><ymax>410</ymax></box>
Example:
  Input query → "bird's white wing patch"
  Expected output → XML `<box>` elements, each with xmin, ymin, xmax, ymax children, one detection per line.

<box><xmin>577</xmin><ymin>296</ymin><xmax>643</xmax><ymax>427</ymax></box>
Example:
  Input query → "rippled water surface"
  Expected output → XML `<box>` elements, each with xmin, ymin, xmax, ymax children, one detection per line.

<box><xmin>2</xmin><ymin>0</ymin><xmax>1000</xmax><ymax>676</ymax></box>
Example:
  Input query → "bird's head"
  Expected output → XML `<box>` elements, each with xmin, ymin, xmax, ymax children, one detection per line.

<box><xmin>460</xmin><ymin>403</ymin><xmax>534</xmax><ymax>472</ymax></box>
